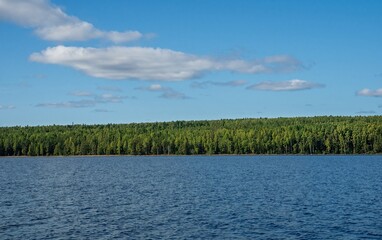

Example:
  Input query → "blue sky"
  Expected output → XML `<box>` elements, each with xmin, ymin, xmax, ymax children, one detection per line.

<box><xmin>0</xmin><ymin>0</ymin><xmax>381</xmax><ymax>126</ymax></box>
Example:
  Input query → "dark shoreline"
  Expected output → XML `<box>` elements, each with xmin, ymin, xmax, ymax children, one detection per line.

<box><xmin>1</xmin><ymin>153</ymin><xmax>381</xmax><ymax>158</ymax></box>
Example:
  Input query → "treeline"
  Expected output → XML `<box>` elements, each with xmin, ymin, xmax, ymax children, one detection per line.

<box><xmin>0</xmin><ymin>116</ymin><xmax>381</xmax><ymax>156</ymax></box>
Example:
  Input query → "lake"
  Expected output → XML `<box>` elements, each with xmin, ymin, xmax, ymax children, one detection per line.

<box><xmin>1</xmin><ymin>155</ymin><xmax>381</xmax><ymax>239</ymax></box>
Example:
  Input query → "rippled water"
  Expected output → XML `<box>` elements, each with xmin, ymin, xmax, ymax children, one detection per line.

<box><xmin>1</xmin><ymin>155</ymin><xmax>382</xmax><ymax>239</ymax></box>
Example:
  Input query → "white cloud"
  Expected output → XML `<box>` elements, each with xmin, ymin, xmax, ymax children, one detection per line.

<box><xmin>160</xmin><ymin>91</ymin><xmax>189</xmax><ymax>100</ymax></box>
<box><xmin>0</xmin><ymin>104</ymin><xmax>15</xmax><ymax>110</ymax></box>
<box><xmin>219</xmin><ymin>80</ymin><xmax>247</xmax><ymax>86</ymax></box>
<box><xmin>144</xmin><ymin>84</ymin><xmax>166</xmax><ymax>91</ymax></box>
<box><xmin>94</xmin><ymin>109</ymin><xmax>113</xmax><ymax>113</ymax></box>
<box><xmin>96</xmin><ymin>94</ymin><xmax>126</xmax><ymax>103</ymax></box>
<box><xmin>97</xmin><ymin>86</ymin><xmax>122</xmax><ymax>92</ymax></box>
<box><xmin>356</xmin><ymin>110</ymin><xmax>376</xmax><ymax>114</ymax></box>
<box><xmin>36</xmin><ymin>92</ymin><xmax>127</xmax><ymax>108</ymax></box>
<box><xmin>36</xmin><ymin>99</ymin><xmax>96</xmax><ymax>108</ymax></box>
<box><xmin>247</xmin><ymin>79</ymin><xmax>324</xmax><ymax>91</ymax></box>
<box><xmin>70</xmin><ymin>91</ymin><xmax>93</xmax><ymax>97</ymax></box>
<box><xmin>356</xmin><ymin>88</ymin><xmax>382</xmax><ymax>97</ymax></box>
<box><xmin>0</xmin><ymin>0</ymin><xmax>142</xmax><ymax>42</ymax></box>
<box><xmin>192</xmin><ymin>80</ymin><xmax>247</xmax><ymax>88</ymax></box>
<box><xmin>103</xmin><ymin>31</ymin><xmax>143</xmax><ymax>44</ymax></box>
<box><xmin>30</xmin><ymin>45</ymin><xmax>302</xmax><ymax>81</ymax></box>
<box><xmin>138</xmin><ymin>84</ymin><xmax>190</xmax><ymax>99</ymax></box>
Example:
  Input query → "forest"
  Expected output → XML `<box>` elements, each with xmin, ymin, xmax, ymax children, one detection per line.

<box><xmin>0</xmin><ymin>116</ymin><xmax>381</xmax><ymax>156</ymax></box>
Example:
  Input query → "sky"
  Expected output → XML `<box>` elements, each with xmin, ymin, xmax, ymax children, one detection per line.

<box><xmin>0</xmin><ymin>0</ymin><xmax>381</xmax><ymax>126</ymax></box>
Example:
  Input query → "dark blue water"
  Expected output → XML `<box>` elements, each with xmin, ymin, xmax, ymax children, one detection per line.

<box><xmin>1</xmin><ymin>156</ymin><xmax>382</xmax><ymax>239</ymax></box>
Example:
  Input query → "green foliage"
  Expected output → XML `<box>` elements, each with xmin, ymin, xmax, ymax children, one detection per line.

<box><xmin>0</xmin><ymin>116</ymin><xmax>381</xmax><ymax>156</ymax></box>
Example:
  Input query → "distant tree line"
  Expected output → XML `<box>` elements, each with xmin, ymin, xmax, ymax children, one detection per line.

<box><xmin>0</xmin><ymin>116</ymin><xmax>381</xmax><ymax>156</ymax></box>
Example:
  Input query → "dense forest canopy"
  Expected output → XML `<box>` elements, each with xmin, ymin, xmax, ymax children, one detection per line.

<box><xmin>0</xmin><ymin>116</ymin><xmax>381</xmax><ymax>156</ymax></box>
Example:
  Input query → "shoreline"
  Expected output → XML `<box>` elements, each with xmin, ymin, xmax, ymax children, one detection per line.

<box><xmin>1</xmin><ymin>153</ymin><xmax>381</xmax><ymax>158</ymax></box>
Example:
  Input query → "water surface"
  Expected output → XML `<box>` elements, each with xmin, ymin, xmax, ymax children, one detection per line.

<box><xmin>1</xmin><ymin>155</ymin><xmax>381</xmax><ymax>239</ymax></box>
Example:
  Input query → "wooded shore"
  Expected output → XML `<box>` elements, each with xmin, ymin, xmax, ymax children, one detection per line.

<box><xmin>1</xmin><ymin>116</ymin><xmax>381</xmax><ymax>156</ymax></box>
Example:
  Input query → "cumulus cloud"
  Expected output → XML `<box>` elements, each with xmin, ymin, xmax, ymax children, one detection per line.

<box><xmin>137</xmin><ymin>84</ymin><xmax>190</xmax><ymax>99</ymax></box>
<box><xmin>30</xmin><ymin>45</ymin><xmax>302</xmax><ymax>81</ymax></box>
<box><xmin>192</xmin><ymin>80</ymin><xmax>247</xmax><ymax>88</ymax></box>
<box><xmin>356</xmin><ymin>88</ymin><xmax>382</xmax><ymax>97</ymax></box>
<box><xmin>0</xmin><ymin>0</ymin><xmax>142</xmax><ymax>42</ymax></box>
<box><xmin>0</xmin><ymin>104</ymin><xmax>15</xmax><ymax>110</ymax></box>
<box><xmin>247</xmin><ymin>79</ymin><xmax>324</xmax><ymax>91</ymax></box>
